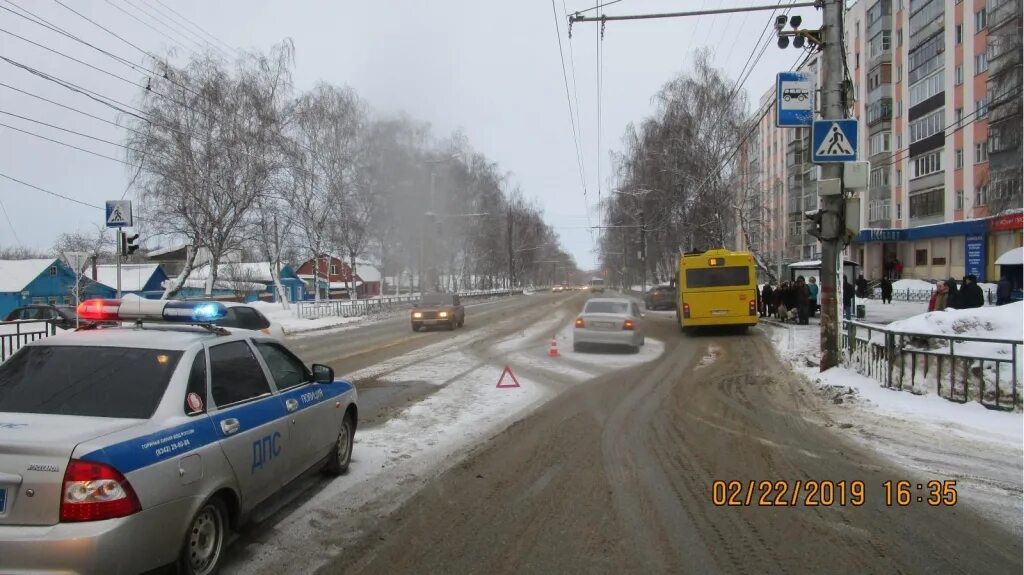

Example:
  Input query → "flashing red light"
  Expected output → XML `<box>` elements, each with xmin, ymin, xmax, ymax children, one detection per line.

<box><xmin>77</xmin><ymin>299</ymin><xmax>121</xmax><ymax>321</ymax></box>
<box><xmin>60</xmin><ymin>460</ymin><xmax>141</xmax><ymax>522</ymax></box>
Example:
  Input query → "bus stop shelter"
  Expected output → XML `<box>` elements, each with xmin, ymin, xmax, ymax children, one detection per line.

<box><xmin>787</xmin><ymin>259</ymin><xmax>860</xmax><ymax>284</ymax></box>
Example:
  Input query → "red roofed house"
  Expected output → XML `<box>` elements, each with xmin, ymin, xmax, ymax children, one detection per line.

<box><xmin>295</xmin><ymin>255</ymin><xmax>381</xmax><ymax>299</ymax></box>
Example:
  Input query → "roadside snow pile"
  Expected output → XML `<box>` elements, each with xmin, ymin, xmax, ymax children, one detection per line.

<box><xmin>771</xmin><ymin>323</ymin><xmax>1021</xmax><ymax>445</ymax></box>
<box><xmin>892</xmin><ymin>278</ymin><xmax>936</xmax><ymax>292</ymax></box>
<box><xmin>888</xmin><ymin>301</ymin><xmax>1023</xmax><ymax>340</ymax></box>
<box><xmin>248</xmin><ymin>301</ymin><xmax>365</xmax><ymax>335</ymax></box>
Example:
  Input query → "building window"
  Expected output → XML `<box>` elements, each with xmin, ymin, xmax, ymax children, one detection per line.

<box><xmin>896</xmin><ymin>203</ymin><xmax>902</xmax><ymax>218</ymax></box>
<box><xmin>896</xmin><ymin>100</ymin><xmax>902</xmax><ymax>117</ymax></box>
<box><xmin>955</xmin><ymin>189</ymin><xmax>964</xmax><ymax>210</ymax></box>
<box><xmin>956</xmin><ymin>148</ymin><xmax>964</xmax><ymax>169</ymax></box>
<box><xmin>975</xmin><ymin>184</ymin><xmax>988</xmax><ymax>205</ymax></box>
<box><xmin>910</xmin><ymin>188</ymin><xmax>944</xmax><ymax>219</ymax></box>
<box><xmin>911</xmin><ymin>150</ymin><xmax>943</xmax><ymax>179</ymax></box>
<box><xmin>330</xmin><ymin>265</ymin><xmax>337</xmax><ymax>275</ymax></box>
<box><xmin>955</xmin><ymin>24</ymin><xmax>962</xmax><ymax>44</ymax></box>
<box><xmin>897</xmin><ymin>134</ymin><xmax>903</xmax><ymax>148</ymax></box>
<box><xmin>915</xmin><ymin>249</ymin><xmax>929</xmax><ymax>266</ymax></box>
<box><xmin>910</xmin><ymin>70</ymin><xmax>945</xmax><ymax>106</ymax></box>
<box><xmin>896</xmin><ymin>168</ymin><xmax>903</xmax><ymax>181</ymax></box>
<box><xmin>896</xmin><ymin>64</ymin><xmax>902</xmax><ymax>79</ymax></box>
<box><xmin>975</xmin><ymin>8</ymin><xmax>987</xmax><ymax>32</ymax></box>
<box><xmin>882</xmin><ymin>30</ymin><xmax>891</xmax><ymax>51</ymax></box>
<box><xmin>910</xmin><ymin>109</ymin><xmax>945</xmax><ymax>143</ymax></box>
<box><xmin>955</xmin><ymin>107</ymin><xmax>963</xmax><ymax>124</ymax></box>
<box><xmin>975</xmin><ymin>53</ymin><xmax>988</xmax><ymax>74</ymax></box>
<box><xmin>975</xmin><ymin>141</ymin><xmax>989</xmax><ymax>163</ymax></box>
<box><xmin>955</xmin><ymin>65</ymin><xmax>963</xmax><ymax>85</ymax></box>
<box><xmin>869</xmin><ymin>132</ymin><xmax>892</xmax><ymax>155</ymax></box>
<box><xmin>856</xmin><ymin>53</ymin><xmax>860</xmax><ymax>68</ymax></box>
<box><xmin>897</xmin><ymin>29</ymin><xmax>903</xmax><ymax>46</ymax></box>
<box><xmin>49</xmin><ymin>266</ymin><xmax>57</xmax><ymax>276</ymax></box>
<box><xmin>976</xmin><ymin>96</ymin><xmax>989</xmax><ymax>117</ymax></box>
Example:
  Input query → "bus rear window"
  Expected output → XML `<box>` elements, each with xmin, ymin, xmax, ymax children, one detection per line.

<box><xmin>0</xmin><ymin>346</ymin><xmax>182</xmax><ymax>418</ymax></box>
<box><xmin>686</xmin><ymin>266</ymin><xmax>750</xmax><ymax>288</ymax></box>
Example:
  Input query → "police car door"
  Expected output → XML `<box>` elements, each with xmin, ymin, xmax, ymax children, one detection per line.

<box><xmin>207</xmin><ymin>340</ymin><xmax>290</xmax><ymax>507</ymax></box>
<box><xmin>252</xmin><ymin>341</ymin><xmax>335</xmax><ymax>481</ymax></box>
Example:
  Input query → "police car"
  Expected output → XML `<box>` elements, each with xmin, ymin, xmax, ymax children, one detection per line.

<box><xmin>0</xmin><ymin>298</ymin><xmax>358</xmax><ymax>575</ymax></box>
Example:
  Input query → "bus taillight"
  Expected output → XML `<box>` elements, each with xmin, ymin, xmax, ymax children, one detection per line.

<box><xmin>682</xmin><ymin>303</ymin><xmax>691</xmax><ymax>319</ymax></box>
<box><xmin>748</xmin><ymin>300</ymin><xmax>757</xmax><ymax>316</ymax></box>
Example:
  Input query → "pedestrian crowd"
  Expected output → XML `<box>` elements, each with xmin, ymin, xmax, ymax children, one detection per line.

<box><xmin>759</xmin><ymin>276</ymin><xmax>817</xmax><ymax>325</ymax></box>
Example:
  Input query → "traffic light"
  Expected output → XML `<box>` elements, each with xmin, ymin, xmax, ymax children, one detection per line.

<box><xmin>120</xmin><ymin>231</ymin><xmax>140</xmax><ymax>256</ymax></box>
<box><xmin>805</xmin><ymin>209</ymin><xmax>824</xmax><ymax>240</ymax></box>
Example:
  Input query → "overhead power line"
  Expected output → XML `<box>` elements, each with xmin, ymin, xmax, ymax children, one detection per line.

<box><xmin>0</xmin><ymin>171</ymin><xmax>104</xmax><ymax>210</ymax></box>
<box><xmin>151</xmin><ymin>0</ymin><xmax>239</xmax><ymax>56</ymax></box>
<box><xmin>550</xmin><ymin>0</ymin><xmax>588</xmax><ymax>202</ymax></box>
<box><xmin>100</xmin><ymin>0</ymin><xmax>197</xmax><ymax>55</ymax></box>
<box><xmin>121</xmin><ymin>0</ymin><xmax>211</xmax><ymax>55</ymax></box>
<box><xmin>569</xmin><ymin>1</ymin><xmax>817</xmax><ymax>23</ymax></box>
<box><xmin>1</xmin><ymin>1</ymin><xmax>203</xmax><ymax>99</ymax></box>
<box><xmin>52</xmin><ymin>0</ymin><xmax>158</xmax><ymax>63</ymax></box>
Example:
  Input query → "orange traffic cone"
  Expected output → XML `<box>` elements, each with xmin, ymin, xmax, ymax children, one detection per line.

<box><xmin>548</xmin><ymin>336</ymin><xmax>560</xmax><ymax>357</ymax></box>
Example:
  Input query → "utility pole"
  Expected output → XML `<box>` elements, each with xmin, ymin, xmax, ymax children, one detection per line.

<box><xmin>116</xmin><ymin>230</ymin><xmax>123</xmax><ymax>299</ymax></box>
<box><xmin>506</xmin><ymin>205</ymin><xmax>514</xmax><ymax>290</ymax></box>
<box><xmin>817</xmin><ymin>0</ymin><xmax>845</xmax><ymax>370</ymax></box>
<box><xmin>639</xmin><ymin>210</ymin><xmax>647</xmax><ymax>295</ymax></box>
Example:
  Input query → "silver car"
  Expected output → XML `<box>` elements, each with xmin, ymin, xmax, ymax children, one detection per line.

<box><xmin>0</xmin><ymin>299</ymin><xmax>357</xmax><ymax>575</ymax></box>
<box><xmin>573</xmin><ymin>297</ymin><xmax>645</xmax><ymax>353</ymax></box>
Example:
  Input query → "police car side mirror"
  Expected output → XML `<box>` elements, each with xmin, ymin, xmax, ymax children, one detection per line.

<box><xmin>312</xmin><ymin>364</ymin><xmax>334</xmax><ymax>384</ymax></box>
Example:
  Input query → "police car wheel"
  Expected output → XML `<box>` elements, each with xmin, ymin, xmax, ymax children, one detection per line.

<box><xmin>324</xmin><ymin>413</ymin><xmax>355</xmax><ymax>476</ymax></box>
<box><xmin>178</xmin><ymin>498</ymin><xmax>227</xmax><ymax>575</ymax></box>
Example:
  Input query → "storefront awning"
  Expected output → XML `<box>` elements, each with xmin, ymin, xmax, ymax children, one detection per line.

<box><xmin>995</xmin><ymin>247</ymin><xmax>1023</xmax><ymax>266</ymax></box>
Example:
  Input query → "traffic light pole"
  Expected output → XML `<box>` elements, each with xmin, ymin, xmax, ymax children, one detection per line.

<box><xmin>116</xmin><ymin>230</ymin><xmax>122</xmax><ymax>299</ymax></box>
<box><xmin>818</xmin><ymin>0</ymin><xmax>845</xmax><ymax>371</ymax></box>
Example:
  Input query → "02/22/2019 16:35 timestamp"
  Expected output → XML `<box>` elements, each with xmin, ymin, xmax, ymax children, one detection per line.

<box><xmin>711</xmin><ymin>479</ymin><xmax>958</xmax><ymax>507</ymax></box>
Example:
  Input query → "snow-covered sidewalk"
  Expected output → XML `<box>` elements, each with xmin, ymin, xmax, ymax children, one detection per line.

<box><xmin>765</xmin><ymin>305</ymin><xmax>1023</xmax><ymax>534</ymax></box>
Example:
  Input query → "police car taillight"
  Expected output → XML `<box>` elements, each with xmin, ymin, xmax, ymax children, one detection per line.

<box><xmin>76</xmin><ymin>299</ymin><xmax>228</xmax><ymax>323</ymax></box>
<box><xmin>60</xmin><ymin>459</ymin><xmax>141</xmax><ymax>522</ymax></box>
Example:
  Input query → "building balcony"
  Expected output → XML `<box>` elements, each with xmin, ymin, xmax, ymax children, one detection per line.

<box><xmin>867</xmin><ymin>98</ymin><xmax>893</xmax><ymax>127</ymax></box>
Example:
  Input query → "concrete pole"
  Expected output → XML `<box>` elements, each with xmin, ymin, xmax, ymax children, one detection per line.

<box><xmin>818</xmin><ymin>0</ymin><xmax>847</xmax><ymax>370</ymax></box>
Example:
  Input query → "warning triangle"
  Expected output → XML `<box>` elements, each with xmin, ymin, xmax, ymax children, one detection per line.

<box><xmin>815</xmin><ymin>122</ymin><xmax>854</xmax><ymax>156</ymax></box>
<box><xmin>496</xmin><ymin>365</ymin><xmax>521</xmax><ymax>388</ymax></box>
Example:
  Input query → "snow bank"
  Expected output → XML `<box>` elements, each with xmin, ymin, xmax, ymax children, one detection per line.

<box><xmin>892</xmin><ymin>278</ymin><xmax>936</xmax><ymax>292</ymax></box>
<box><xmin>888</xmin><ymin>301</ymin><xmax>1023</xmax><ymax>340</ymax></box>
<box><xmin>248</xmin><ymin>301</ymin><xmax>366</xmax><ymax>335</ymax></box>
<box><xmin>771</xmin><ymin>323</ymin><xmax>1022</xmax><ymax>445</ymax></box>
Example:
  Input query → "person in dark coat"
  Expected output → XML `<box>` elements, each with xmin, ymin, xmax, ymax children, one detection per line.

<box><xmin>996</xmin><ymin>275</ymin><xmax>1012</xmax><ymax>305</ymax></box>
<box><xmin>880</xmin><ymin>277</ymin><xmax>893</xmax><ymax>304</ymax></box>
<box><xmin>944</xmin><ymin>278</ymin><xmax>961</xmax><ymax>310</ymax></box>
<box><xmin>960</xmin><ymin>274</ymin><xmax>985</xmax><ymax>309</ymax></box>
<box><xmin>761</xmin><ymin>283</ymin><xmax>774</xmax><ymax>317</ymax></box>
<box><xmin>795</xmin><ymin>276</ymin><xmax>810</xmax><ymax>324</ymax></box>
<box><xmin>855</xmin><ymin>274</ymin><xmax>869</xmax><ymax>299</ymax></box>
<box><xmin>843</xmin><ymin>277</ymin><xmax>855</xmax><ymax>320</ymax></box>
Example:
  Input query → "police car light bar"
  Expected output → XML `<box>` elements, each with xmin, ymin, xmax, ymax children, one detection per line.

<box><xmin>77</xmin><ymin>299</ymin><xmax>228</xmax><ymax>323</ymax></box>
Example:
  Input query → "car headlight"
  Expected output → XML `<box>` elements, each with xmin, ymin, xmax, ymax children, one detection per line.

<box><xmin>439</xmin><ymin>311</ymin><xmax>448</xmax><ymax>318</ymax></box>
<box><xmin>413</xmin><ymin>312</ymin><xmax>423</xmax><ymax>318</ymax></box>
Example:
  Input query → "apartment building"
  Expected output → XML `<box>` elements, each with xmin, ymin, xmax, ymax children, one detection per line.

<box><xmin>738</xmin><ymin>0</ymin><xmax>1021</xmax><ymax>283</ymax></box>
<box><xmin>735</xmin><ymin>54</ymin><xmax>823</xmax><ymax>281</ymax></box>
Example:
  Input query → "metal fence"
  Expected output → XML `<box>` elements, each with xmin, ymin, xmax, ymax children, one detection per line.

<box><xmin>0</xmin><ymin>320</ymin><xmax>58</xmax><ymax>362</ymax></box>
<box><xmin>293</xmin><ymin>288</ymin><xmax>523</xmax><ymax>320</ymax></box>
<box><xmin>842</xmin><ymin>320</ymin><xmax>1022</xmax><ymax>410</ymax></box>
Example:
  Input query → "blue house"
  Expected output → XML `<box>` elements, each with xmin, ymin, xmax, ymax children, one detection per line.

<box><xmin>0</xmin><ymin>258</ymin><xmax>115</xmax><ymax>318</ymax></box>
<box><xmin>174</xmin><ymin>262</ymin><xmax>306</xmax><ymax>303</ymax></box>
<box><xmin>92</xmin><ymin>264</ymin><xmax>169</xmax><ymax>299</ymax></box>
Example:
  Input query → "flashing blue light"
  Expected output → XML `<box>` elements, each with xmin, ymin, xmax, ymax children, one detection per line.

<box><xmin>162</xmin><ymin>301</ymin><xmax>228</xmax><ymax>323</ymax></box>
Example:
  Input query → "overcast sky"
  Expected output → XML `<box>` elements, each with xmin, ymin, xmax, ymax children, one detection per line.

<box><xmin>1</xmin><ymin>0</ymin><xmax>821</xmax><ymax>269</ymax></box>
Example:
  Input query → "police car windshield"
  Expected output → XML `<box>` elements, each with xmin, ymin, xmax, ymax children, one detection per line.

<box><xmin>0</xmin><ymin>346</ymin><xmax>183</xmax><ymax>418</ymax></box>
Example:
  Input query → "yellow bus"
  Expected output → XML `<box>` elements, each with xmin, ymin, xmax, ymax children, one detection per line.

<box><xmin>677</xmin><ymin>248</ymin><xmax>758</xmax><ymax>331</ymax></box>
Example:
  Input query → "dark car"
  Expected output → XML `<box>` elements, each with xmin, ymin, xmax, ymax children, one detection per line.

<box><xmin>3</xmin><ymin>304</ymin><xmax>89</xmax><ymax>330</ymax></box>
<box><xmin>644</xmin><ymin>285</ymin><xmax>677</xmax><ymax>310</ymax></box>
<box><xmin>411</xmin><ymin>293</ymin><xmax>465</xmax><ymax>331</ymax></box>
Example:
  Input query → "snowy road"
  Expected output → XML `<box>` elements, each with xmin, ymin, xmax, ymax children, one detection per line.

<box><xmin>315</xmin><ymin>314</ymin><xmax>1021</xmax><ymax>575</ymax></box>
<box><xmin>221</xmin><ymin>294</ymin><xmax>1021</xmax><ymax>575</ymax></box>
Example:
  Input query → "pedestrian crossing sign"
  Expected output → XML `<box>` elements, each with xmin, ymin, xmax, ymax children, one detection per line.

<box><xmin>105</xmin><ymin>200</ymin><xmax>132</xmax><ymax>228</ymax></box>
<box><xmin>812</xmin><ymin>119</ymin><xmax>858</xmax><ymax>163</ymax></box>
